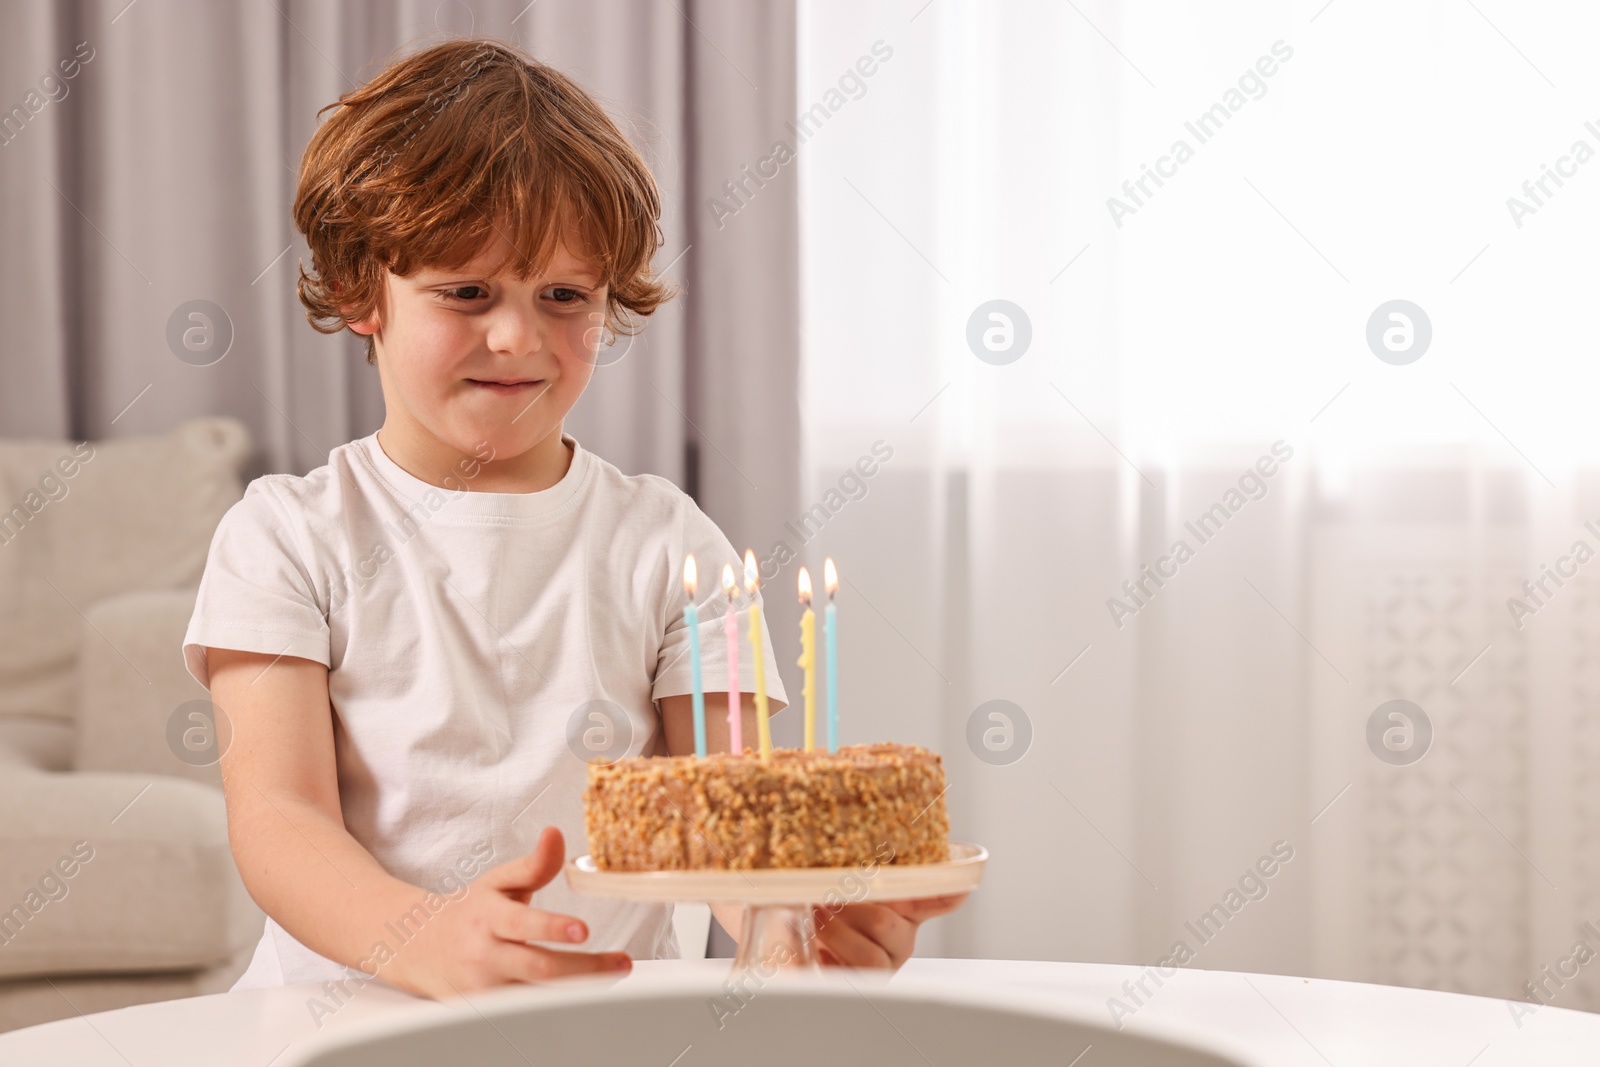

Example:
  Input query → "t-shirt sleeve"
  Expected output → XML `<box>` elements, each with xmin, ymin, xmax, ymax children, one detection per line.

<box><xmin>652</xmin><ymin>506</ymin><xmax>790</xmax><ymax>710</ymax></box>
<box><xmin>182</xmin><ymin>479</ymin><xmax>331</xmax><ymax>691</ymax></box>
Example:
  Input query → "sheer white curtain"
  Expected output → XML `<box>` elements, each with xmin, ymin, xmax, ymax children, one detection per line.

<box><xmin>800</xmin><ymin>0</ymin><xmax>1600</xmax><ymax>1007</ymax></box>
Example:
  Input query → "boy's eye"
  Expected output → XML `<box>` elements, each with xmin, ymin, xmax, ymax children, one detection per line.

<box><xmin>435</xmin><ymin>284</ymin><xmax>591</xmax><ymax>305</ymax></box>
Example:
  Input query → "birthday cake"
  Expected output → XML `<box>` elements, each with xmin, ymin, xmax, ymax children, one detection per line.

<box><xmin>582</xmin><ymin>743</ymin><xmax>951</xmax><ymax>871</ymax></box>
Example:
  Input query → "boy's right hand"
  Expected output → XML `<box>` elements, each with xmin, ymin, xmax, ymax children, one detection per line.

<box><xmin>388</xmin><ymin>826</ymin><xmax>632</xmax><ymax>999</ymax></box>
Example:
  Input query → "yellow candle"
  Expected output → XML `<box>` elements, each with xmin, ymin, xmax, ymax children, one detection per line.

<box><xmin>798</xmin><ymin>566</ymin><xmax>816</xmax><ymax>751</ymax></box>
<box><xmin>744</xmin><ymin>550</ymin><xmax>772</xmax><ymax>759</ymax></box>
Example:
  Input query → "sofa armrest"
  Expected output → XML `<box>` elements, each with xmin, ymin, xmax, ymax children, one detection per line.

<box><xmin>0</xmin><ymin>768</ymin><xmax>261</xmax><ymax>980</ymax></box>
<box><xmin>73</xmin><ymin>587</ymin><xmax>220</xmax><ymax>785</ymax></box>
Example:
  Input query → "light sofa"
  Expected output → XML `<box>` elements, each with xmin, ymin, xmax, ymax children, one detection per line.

<box><xmin>0</xmin><ymin>417</ymin><xmax>263</xmax><ymax>1032</ymax></box>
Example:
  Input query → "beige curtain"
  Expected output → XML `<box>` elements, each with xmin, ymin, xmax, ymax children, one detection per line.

<box><xmin>0</xmin><ymin>0</ymin><xmax>801</xmax><ymax>640</ymax></box>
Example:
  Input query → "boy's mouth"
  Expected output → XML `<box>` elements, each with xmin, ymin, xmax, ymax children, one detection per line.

<box><xmin>467</xmin><ymin>378</ymin><xmax>546</xmax><ymax>396</ymax></box>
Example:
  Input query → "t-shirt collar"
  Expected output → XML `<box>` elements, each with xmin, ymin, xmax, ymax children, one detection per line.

<box><xmin>360</xmin><ymin>429</ymin><xmax>591</xmax><ymax>521</ymax></box>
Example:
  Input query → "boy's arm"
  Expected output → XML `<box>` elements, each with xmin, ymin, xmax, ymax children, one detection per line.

<box><xmin>210</xmin><ymin>647</ymin><xmax>627</xmax><ymax>994</ymax></box>
<box><xmin>210</xmin><ymin>648</ymin><xmax>417</xmax><ymax>963</ymax></box>
<box><xmin>660</xmin><ymin>691</ymin><xmax>778</xmax><ymax>760</ymax></box>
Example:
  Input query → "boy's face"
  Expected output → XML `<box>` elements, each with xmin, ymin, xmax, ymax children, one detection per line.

<box><xmin>353</xmin><ymin>231</ymin><xmax>606</xmax><ymax>471</ymax></box>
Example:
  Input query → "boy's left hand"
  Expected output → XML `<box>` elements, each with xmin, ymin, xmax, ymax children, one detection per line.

<box><xmin>810</xmin><ymin>893</ymin><xmax>970</xmax><ymax>970</ymax></box>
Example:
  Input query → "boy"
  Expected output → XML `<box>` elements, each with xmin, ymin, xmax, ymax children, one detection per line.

<box><xmin>183</xmin><ymin>38</ymin><xmax>963</xmax><ymax>999</ymax></box>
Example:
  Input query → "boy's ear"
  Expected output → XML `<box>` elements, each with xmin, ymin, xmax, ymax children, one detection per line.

<box><xmin>342</xmin><ymin>278</ymin><xmax>387</xmax><ymax>336</ymax></box>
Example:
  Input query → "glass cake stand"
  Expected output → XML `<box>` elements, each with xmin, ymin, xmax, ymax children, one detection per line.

<box><xmin>566</xmin><ymin>843</ymin><xmax>987</xmax><ymax>973</ymax></box>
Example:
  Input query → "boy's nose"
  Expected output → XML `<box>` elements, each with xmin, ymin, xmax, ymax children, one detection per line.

<box><xmin>486</xmin><ymin>303</ymin><xmax>546</xmax><ymax>357</ymax></box>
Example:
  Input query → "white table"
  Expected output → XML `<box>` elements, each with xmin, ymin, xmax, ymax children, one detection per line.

<box><xmin>1</xmin><ymin>958</ymin><xmax>1594</xmax><ymax>1065</ymax></box>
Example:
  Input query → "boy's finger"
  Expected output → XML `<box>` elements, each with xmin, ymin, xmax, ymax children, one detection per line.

<box><xmin>491</xmin><ymin>899</ymin><xmax>590</xmax><ymax>945</ymax></box>
<box><xmin>814</xmin><ymin>913</ymin><xmax>893</xmax><ymax>968</ymax></box>
<box><xmin>829</xmin><ymin>903</ymin><xmax>913</xmax><ymax>948</ymax></box>
<box><xmin>492</xmin><ymin>942</ymin><xmax>632</xmax><ymax>983</ymax></box>
<box><xmin>479</xmin><ymin>827</ymin><xmax>565</xmax><ymax>896</ymax></box>
<box><xmin>886</xmin><ymin>892</ymin><xmax>970</xmax><ymax>924</ymax></box>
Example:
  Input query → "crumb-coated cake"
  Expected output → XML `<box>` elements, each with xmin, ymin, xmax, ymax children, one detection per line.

<box><xmin>583</xmin><ymin>743</ymin><xmax>951</xmax><ymax>871</ymax></box>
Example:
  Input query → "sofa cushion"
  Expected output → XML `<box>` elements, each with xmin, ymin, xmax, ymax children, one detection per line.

<box><xmin>73</xmin><ymin>588</ymin><xmax>225</xmax><ymax>785</ymax></box>
<box><xmin>0</xmin><ymin>769</ymin><xmax>262</xmax><ymax>979</ymax></box>
<box><xmin>0</xmin><ymin>418</ymin><xmax>249</xmax><ymax>725</ymax></box>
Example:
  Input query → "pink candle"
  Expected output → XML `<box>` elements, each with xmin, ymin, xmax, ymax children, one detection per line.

<box><xmin>721</xmin><ymin>564</ymin><xmax>743</xmax><ymax>755</ymax></box>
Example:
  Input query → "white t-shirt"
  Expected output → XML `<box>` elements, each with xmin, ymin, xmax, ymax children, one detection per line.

<box><xmin>182</xmin><ymin>430</ymin><xmax>788</xmax><ymax>989</ymax></box>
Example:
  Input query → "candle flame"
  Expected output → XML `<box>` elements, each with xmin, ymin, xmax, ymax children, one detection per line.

<box><xmin>721</xmin><ymin>563</ymin><xmax>737</xmax><ymax>598</ymax></box>
<box><xmin>798</xmin><ymin>566</ymin><xmax>813</xmax><ymax>607</ymax></box>
<box><xmin>683</xmin><ymin>554</ymin><xmax>697</xmax><ymax>597</ymax></box>
<box><xmin>824</xmin><ymin>557</ymin><xmax>838</xmax><ymax>598</ymax></box>
<box><xmin>743</xmin><ymin>548</ymin><xmax>759</xmax><ymax>592</ymax></box>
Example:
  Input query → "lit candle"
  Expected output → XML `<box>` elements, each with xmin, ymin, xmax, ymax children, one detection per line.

<box><xmin>722</xmin><ymin>564</ymin><xmax>742</xmax><ymax>756</ymax></box>
<box><xmin>798</xmin><ymin>566</ymin><xmax>816</xmax><ymax>751</ymax></box>
<box><xmin>683</xmin><ymin>555</ymin><xmax>706</xmax><ymax>758</ymax></box>
<box><xmin>824</xmin><ymin>557</ymin><xmax>838</xmax><ymax>754</ymax></box>
<box><xmin>745</xmin><ymin>549</ymin><xmax>772</xmax><ymax>760</ymax></box>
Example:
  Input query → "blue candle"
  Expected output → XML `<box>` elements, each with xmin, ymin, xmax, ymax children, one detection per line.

<box><xmin>824</xmin><ymin>557</ymin><xmax>839</xmax><ymax>753</ymax></box>
<box><xmin>683</xmin><ymin>555</ymin><xmax>706</xmax><ymax>757</ymax></box>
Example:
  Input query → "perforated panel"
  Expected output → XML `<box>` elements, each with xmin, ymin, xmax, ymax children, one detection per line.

<box><xmin>1363</xmin><ymin>569</ymin><xmax>1531</xmax><ymax>999</ymax></box>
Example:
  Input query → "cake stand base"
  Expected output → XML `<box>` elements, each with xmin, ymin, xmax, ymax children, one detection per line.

<box><xmin>733</xmin><ymin>903</ymin><xmax>819</xmax><ymax>972</ymax></box>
